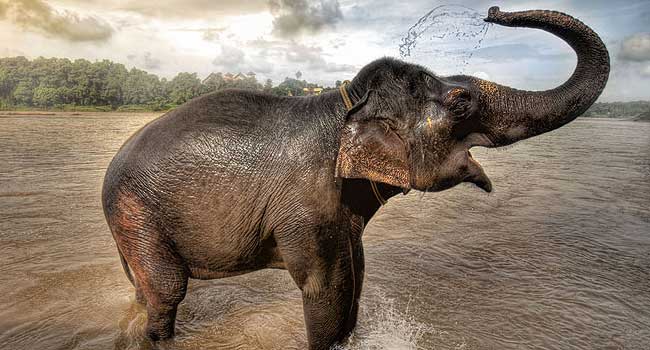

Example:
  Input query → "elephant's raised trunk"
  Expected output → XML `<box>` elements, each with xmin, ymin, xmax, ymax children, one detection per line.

<box><xmin>460</xmin><ymin>7</ymin><xmax>610</xmax><ymax>147</ymax></box>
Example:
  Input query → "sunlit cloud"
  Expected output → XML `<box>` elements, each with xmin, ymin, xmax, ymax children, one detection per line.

<box><xmin>0</xmin><ymin>0</ymin><xmax>648</xmax><ymax>101</ymax></box>
<box><xmin>0</xmin><ymin>0</ymin><xmax>113</xmax><ymax>42</ymax></box>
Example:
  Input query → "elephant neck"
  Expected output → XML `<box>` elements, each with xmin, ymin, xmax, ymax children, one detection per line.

<box><xmin>341</xmin><ymin>178</ymin><xmax>404</xmax><ymax>223</ymax></box>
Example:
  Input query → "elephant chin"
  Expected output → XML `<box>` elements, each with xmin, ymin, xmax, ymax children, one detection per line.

<box><xmin>464</xmin><ymin>151</ymin><xmax>492</xmax><ymax>193</ymax></box>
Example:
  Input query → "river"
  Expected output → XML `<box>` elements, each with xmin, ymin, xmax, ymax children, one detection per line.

<box><xmin>1</xmin><ymin>113</ymin><xmax>649</xmax><ymax>349</ymax></box>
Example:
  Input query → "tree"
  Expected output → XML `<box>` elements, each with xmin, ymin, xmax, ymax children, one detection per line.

<box><xmin>102</xmin><ymin>62</ymin><xmax>128</xmax><ymax>107</ymax></box>
<box><xmin>263</xmin><ymin>78</ymin><xmax>273</xmax><ymax>92</ymax></box>
<box><xmin>203</xmin><ymin>73</ymin><xmax>225</xmax><ymax>93</ymax></box>
<box><xmin>276</xmin><ymin>77</ymin><xmax>308</xmax><ymax>96</ymax></box>
<box><xmin>13</xmin><ymin>80</ymin><xmax>33</xmax><ymax>105</ymax></box>
<box><xmin>168</xmin><ymin>72</ymin><xmax>202</xmax><ymax>104</ymax></box>
<box><xmin>0</xmin><ymin>55</ymin><xmax>342</xmax><ymax>109</ymax></box>
<box><xmin>123</xmin><ymin>68</ymin><xmax>163</xmax><ymax>105</ymax></box>
<box><xmin>33</xmin><ymin>85</ymin><xmax>60</xmax><ymax>107</ymax></box>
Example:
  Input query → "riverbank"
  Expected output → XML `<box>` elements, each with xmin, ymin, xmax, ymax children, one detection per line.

<box><xmin>0</xmin><ymin>110</ymin><xmax>164</xmax><ymax>118</ymax></box>
<box><xmin>0</xmin><ymin>104</ymin><xmax>176</xmax><ymax>114</ymax></box>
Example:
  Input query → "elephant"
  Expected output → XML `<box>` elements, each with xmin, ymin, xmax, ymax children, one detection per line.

<box><xmin>102</xmin><ymin>6</ymin><xmax>609</xmax><ymax>350</ymax></box>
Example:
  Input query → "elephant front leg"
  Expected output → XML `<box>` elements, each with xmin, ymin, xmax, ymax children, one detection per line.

<box><xmin>278</xmin><ymin>226</ymin><xmax>364</xmax><ymax>350</ymax></box>
<box><xmin>301</xmin><ymin>270</ymin><xmax>357</xmax><ymax>350</ymax></box>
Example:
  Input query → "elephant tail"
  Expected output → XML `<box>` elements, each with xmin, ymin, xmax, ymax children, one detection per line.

<box><xmin>118</xmin><ymin>248</ymin><xmax>136</xmax><ymax>287</ymax></box>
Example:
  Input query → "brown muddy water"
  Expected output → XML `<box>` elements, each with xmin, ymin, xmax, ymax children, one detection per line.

<box><xmin>1</xmin><ymin>113</ymin><xmax>649</xmax><ymax>350</ymax></box>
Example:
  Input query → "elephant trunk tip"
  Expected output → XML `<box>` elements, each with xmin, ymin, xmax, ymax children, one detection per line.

<box><xmin>485</xmin><ymin>6</ymin><xmax>501</xmax><ymax>23</ymax></box>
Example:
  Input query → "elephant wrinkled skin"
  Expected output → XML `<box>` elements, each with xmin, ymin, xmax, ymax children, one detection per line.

<box><xmin>102</xmin><ymin>7</ymin><xmax>609</xmax><ymax>350</ymax></box>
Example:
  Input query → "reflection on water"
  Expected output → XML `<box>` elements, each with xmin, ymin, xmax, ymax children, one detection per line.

<box><xmin>0</xmin><ymin>113</ymin><xmax>649</xmax><ymax>350</ymax></box>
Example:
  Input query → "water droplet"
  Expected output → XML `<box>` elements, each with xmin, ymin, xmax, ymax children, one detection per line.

<box><xmin>399</xmin><ymin>5</ymin><xmax>491</xmax><ymax>74</ymax></box>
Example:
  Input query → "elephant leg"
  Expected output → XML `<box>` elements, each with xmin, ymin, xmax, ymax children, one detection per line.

<box><xmin>134</xmin><ymin>282</ymin><xmax>147</xmax><ymax>305</ymax></box>
<box><xmin>138</xmin><ymin>260</ymin><xmax>187</xmax><ymax>341</ymax></box>
<box><xmin>277</xmin><ymin>225</ymin><xmax>363</xmax><ymax>350</ymax></box>
<box><xmin>344</xmin><ymin>233</ymin><xmax>364</xmax><ymax>337</ymax></box>
<box><xmin>118</xmin><ymin>234</ymin><xmax>188</xmax><ymax>341</ymax></box>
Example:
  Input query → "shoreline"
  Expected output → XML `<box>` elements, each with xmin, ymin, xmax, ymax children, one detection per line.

<box><xmin>0</xmin><ymin>111</ymin><xmax>645</xmax><ymax>121</ymax></box>
<box><xmin>0</xmin><ymin>110</ymin><xmax>164</xmax><ymax>117</ymax></box>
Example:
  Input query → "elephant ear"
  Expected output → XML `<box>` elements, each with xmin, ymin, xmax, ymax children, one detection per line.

<box><xmin>335</xmin><ymin>92</ymin><xmax>411</xmax><ymax>189</ymax></box>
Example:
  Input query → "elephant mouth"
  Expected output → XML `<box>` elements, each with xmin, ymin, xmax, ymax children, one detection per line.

<box><xmin>464</xmin><ymin>151</ymin><xmax>492</xmax><ymax>193</ymax></box>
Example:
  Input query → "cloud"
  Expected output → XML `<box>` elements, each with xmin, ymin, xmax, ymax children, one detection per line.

<box><xmin>619</xmin><ymin>33</ymin><xmax>650</xmax><ymax>62</ymax></box>
<box><xmin>284</xmin><ymin>42</ymin><xmax>354</xmax><ymax>72</ymax></box>
<box><xmin>642</xmin><ymin>64</ymin><xmax>650</xmax><ymax>77</ymax></box>
<box><xmin>212</xmin><ymin>45</ymin><xmax>246</xmax><ymax>68</ymax></box>
<box><xmin>0</xmin><ymin>0</ymin><xmax>113</xmax><ymax>42</ymax></box>
<box><xmin>171</xmin><ymin>27</ymin><xmax>227</xmax><ymax>41</ymax></box>
<box><xmin>117</xmin><ymin>0</ymin><xmax>267</xmax><ymax>19</ymax></box>
<box><xmin>269</xmin><ymin>0</ymin><xmax>343</xmax><ymax>38</ymax></box>
<box><xmin>209</xmin><ymin>39</ymin><xmax>355</xmax><ymax>80</ymax></box>
<box><xmin>473</xmin><ymin>43</ymin><xmax>572</xmax><ymax>62</ymax></box>
<box><xmin>0</xmin><ymin>47</ymin><xmax>25</xmax><ymax>57</ymax></box>
<box><xmin>211</xmin><ymin>44</ymin><xmax>275</xmax><ymax>74</ymax></box>
<box><xmin>201</xmin><ymin>28</ymin><xmax>223</xmax><ymax>41</ymax></box>
<box><xmin>143</xmin><ymin>52</ymin><xmax>161</xmax><ymax>70</ymax></box>
<box><xmin>127</xmin><ymin>52</ymin><xmax>162</xmax><ymax>70</ymax></box>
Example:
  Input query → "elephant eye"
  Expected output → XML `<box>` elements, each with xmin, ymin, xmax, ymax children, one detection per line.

<box><xmin>443</xmin><ymin>87</ymin><xmax>473</xmax><ymax>120</ymax></box>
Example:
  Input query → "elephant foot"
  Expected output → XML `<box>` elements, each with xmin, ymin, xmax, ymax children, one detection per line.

<box><xmin>145</xmin><ymin>304</ymin><xmax>178</xmax><ymax>341</ymax></box>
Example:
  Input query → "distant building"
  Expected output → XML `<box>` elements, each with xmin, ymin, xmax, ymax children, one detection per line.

<box><xmin>303</xmin><ymin>87</ymin><xmax>324</xmax><ymax>96</ymax></box>
<box><xmin>203</xmin><ymin>72</ymin><xmax>252</xmax><ymax>83</ymax></box>
<box><xmin>202</xmin><ymin>72</ymin><xmax>221</xmax><ymax>84</ymax></box>
<box><xmin>228</xmin><ymin>73</ymin><xmax>249</xmax><ymax>81</ymax></box>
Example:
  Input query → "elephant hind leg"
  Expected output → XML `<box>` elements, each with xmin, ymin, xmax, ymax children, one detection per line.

<box><xmin>115</xmin><ymin>230</ymin><xmax>189</xmax><ymax>341</ymax></box>
<box><xmin>108</xmin><ymin>189</ymin><xmax>188</xmax><ymax>340</ymax></box>
<box><xmin>117</xmin><ymin>247</ymin><xmax>148</xmax><ymax>305</ymax></box>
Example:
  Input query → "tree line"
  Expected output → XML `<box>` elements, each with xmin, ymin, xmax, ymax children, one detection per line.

<box><xmin>3</xmin><ymin>56</ymin><xmax>647</xmax><ymax>116</ymax></box>
<box><xmin>0</xmin><ymin>56</ymin><xmax>340</xmax><ymax>111</ymax></box>
<box><xmin>581</xmin><ymin>101</ymin><xmax>650</xmax><ymax>119</ymax></box>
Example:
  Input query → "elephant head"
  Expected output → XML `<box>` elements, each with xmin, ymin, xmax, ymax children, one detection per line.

<box><xmin>336</xmin><ymin>7</ymin><xmax>610</xmax><ymax>193</ymax></box>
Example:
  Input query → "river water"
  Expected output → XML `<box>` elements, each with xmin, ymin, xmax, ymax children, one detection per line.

<box><xmin>1</xmin><ymin>113</ymin><xmax>649</xmax><ymax>350</ymax></box>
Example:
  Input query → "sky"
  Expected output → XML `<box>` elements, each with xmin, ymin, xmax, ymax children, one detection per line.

<box><xmin>0</xmin><ymin>0</ymin><xmax>648</xmax><ymax>102</ymax></box>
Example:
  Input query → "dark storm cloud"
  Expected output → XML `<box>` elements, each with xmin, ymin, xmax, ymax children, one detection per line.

<box><xmin>269</xmin><ymin>0</ymin><xmax>343</xmax><ymax>38</ymax></box>
<box><xmin>619</xmin><ymin>33</ymin><xmax>650</xmax><ymax>62</ymax></box>
<box><xmin>0</xmin><ymin>0</ymin><xmax>113</xmax><ymax>42</ymax></box>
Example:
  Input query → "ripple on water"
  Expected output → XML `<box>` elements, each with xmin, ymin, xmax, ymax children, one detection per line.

<box><xmin>1</xmin><ymin>116</ymin><xmax>650</xmax><ymax>350</ymax></box>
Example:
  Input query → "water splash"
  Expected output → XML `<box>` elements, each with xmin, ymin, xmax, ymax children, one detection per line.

<box><xmin>399</xmin><ymin>5</ymin><xmax>491</xmax><ymax>74</ymax></box>
<box><xmin>335</xmin><ymin>295</ymin><xmax>433</xmax><ymax>350</ymax></box>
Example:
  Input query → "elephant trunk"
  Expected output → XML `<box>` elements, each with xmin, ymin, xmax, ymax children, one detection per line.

<box><xmin>463</xmin><ymin>7</ymin><xmax>610</xmax><ymax>147</ymax></box>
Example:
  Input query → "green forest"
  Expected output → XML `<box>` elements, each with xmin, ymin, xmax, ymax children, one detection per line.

<box><xmin>0</xmin><ymin>56</ymin><xmax>338</xmax><ymax>112</ymax></box>
<box><xmin>582</xmin><ymin>100</ymin><xmax>650</xmax><ymax>120</ymax></box>
<box><xmin>1</xmin><ymin>56</ymin><xmax>648</xmax><ymax>118</ymax></box>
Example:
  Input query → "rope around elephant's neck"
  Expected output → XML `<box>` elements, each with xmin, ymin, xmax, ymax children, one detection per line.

<box><xmin>339</xmin><ymin>80</ymin><xmax>387</xmax><ymax>206</ymax></box>
<box><xmin>339</xmin><ymin>80</ymin><xmax>354</xmax><ymax>111</ymax></box>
